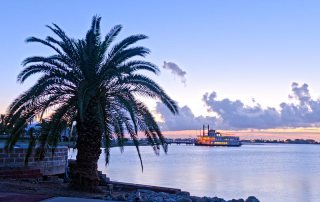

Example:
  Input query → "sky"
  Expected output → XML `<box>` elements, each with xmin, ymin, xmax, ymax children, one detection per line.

<box><xmin>1</xmin><ymin>1</ymin><xmax>320</xmax><ymax>139</ymax></box>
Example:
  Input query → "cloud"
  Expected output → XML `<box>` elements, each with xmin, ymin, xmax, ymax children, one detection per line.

<box><xmin>156</xmin><ymin>102</ymin><xmax>217</xmax><ymax>131</ymax></box>
<box><xmin>156</xmin><ymin>82</ymin><xmax>320</xmax><ymax>130</ymax></box>
<box><xmin>279</xmin><ymin>82</ymin><xmax>320</xmax><ymax>127</ymax></box>
<box><xmin>162</xmin><ymin>61</ymin><xmax>186</xmax><ymax>84</ymax></box>
<box><xmin>202</xmin><ymin>92</ymin><xmax>281</xmax><ymax>129</ymax></box>
<box><xmin>288</xmin><ymin>82</ymin><xmax>311</xmax><ymax>104</ymax></box>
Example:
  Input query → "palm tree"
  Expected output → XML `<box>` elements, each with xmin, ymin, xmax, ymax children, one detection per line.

<box><xmin>6</xmin><ymin>16</ymin><xmax>178</xmax><ymax>191</ymax></box>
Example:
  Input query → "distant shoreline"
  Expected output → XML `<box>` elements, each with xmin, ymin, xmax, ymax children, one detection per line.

<box><xmin>1</xmin><ymin>137</ymin><xmax>319</xmax><ymax>149</ymax></box>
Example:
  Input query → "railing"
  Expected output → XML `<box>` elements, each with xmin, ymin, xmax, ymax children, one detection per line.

<box><xmin>165</xmin><ymin>139</ymin><xmax>196</xmax><ymax>145</ymax></box>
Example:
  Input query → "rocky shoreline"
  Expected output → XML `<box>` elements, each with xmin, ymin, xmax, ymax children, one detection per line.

<box><xmin>109</xmin><ymin>189</ymin><xmax>260</xmax><ymax>202</ymax></box>
<box><xmin>0</xmin><ymin>177</ymin><xmax>260</xmax><ymax>202</ymax></box>
<box><xmin>98</xmin><ymin>171</ymin><xmax>260</xmax><ymax>202</ymax></box>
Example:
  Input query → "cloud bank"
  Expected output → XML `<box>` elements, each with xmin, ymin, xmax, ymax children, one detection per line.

<box><xmin>162</xmin><ymin>61</ymin><xmax>186</xmax><ymax>84</ymax></box>
<box><xmin>156</xmin><ymin>82</ymin><xmax>320</xmax><ymax>130</ymax></box>
<box><xmin>156</xmin><ymin>104</ymin><xmax>217</xmax><ymax>131</ymax></box>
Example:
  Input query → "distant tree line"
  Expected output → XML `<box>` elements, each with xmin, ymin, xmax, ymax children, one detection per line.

<box><xmin>0</xmin><ymin>114</ymin><xmax>7</xmax><ymax>135</ymax></box>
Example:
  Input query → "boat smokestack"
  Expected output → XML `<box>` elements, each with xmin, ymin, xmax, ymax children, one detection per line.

<box><xmin>203</xmin><ymin>125</ymin><xmax>205</xmax><ymax>136</ymax></box>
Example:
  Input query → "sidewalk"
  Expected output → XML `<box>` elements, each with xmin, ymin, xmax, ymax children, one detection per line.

<box><xmin>0</xmin><ymin>192</ymin><xmax>51</xmax><ymax>202</ymax></box>
<box><xmin>41</xmin><ymin>197</ymin><xmax>117</xmax><ymax>202</ymax></box>
<box><xmin>0</xmin><ymin>192</ymin><xmax>116</xmax><ymax>202</ymax></box>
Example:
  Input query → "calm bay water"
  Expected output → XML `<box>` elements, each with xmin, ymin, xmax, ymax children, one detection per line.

<box><xmin>70</xmin><ymin>144</ymin><xmax>320</xmax><ymax>201</ymax></box>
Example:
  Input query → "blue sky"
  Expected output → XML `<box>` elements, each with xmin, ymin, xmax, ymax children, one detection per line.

<box><xmin>1</xmin><ymin>1</ymin><xmax>320</xmax><ymax>130</ymax></box>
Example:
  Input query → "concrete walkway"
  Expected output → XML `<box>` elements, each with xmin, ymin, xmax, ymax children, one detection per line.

<box><xmin>0</xmin><ymin>192</ymin><xmax>52</xmax><ymax>202</ymax></box>
<box><xmin>41</xmin><ymin>197</ymin><xmax>117</xmax><ymax>202</ymax></box>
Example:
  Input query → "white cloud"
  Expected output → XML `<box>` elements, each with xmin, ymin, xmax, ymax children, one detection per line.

<box><xmin>162</xmin><ymin>61</ymin><xmax>187</xmax><ymax>84</ymax></box>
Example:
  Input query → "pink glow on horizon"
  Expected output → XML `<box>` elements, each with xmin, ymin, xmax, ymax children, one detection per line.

<box><xmin>161</xmin><ymin>128</ymin><xmax>320</xmax><ymax>141</ymax></box>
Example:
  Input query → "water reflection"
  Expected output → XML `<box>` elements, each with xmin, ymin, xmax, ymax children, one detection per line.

<box><xmin>69</xmin><ymin>144</ymin><xmax>320</xmax><ymax>201</ymax></box>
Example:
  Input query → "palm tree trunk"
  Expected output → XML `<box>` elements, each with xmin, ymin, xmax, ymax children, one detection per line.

<box><xmin>70</xmin><ymin>99</ymin><xmax>102</xmax><ymax>191</ymax></box>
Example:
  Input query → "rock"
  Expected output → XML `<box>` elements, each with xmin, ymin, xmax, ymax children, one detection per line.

<box><xmin>210</xmin><ymin>197</ymin><xmax>227</xmax><ymax>202</ymax></box>
<box><xmin>158</xmin><ymin>192</ymin><xmax>170</xmax><ymax>198</ymax></box>
<box><xmin>137</xmin><ymin>189</ymin><xmax>156</xmax><ymax>195</ymax></box>
<box><xmin>190</xmin><ymin>196</ymin><xmax>202</xmax><ymax>202</ymax></box>
<box><xmin>178</xmin><ymin>191</ymin><xmax>191</xmax><ymax>197</ymax></box>
<box><xmin>144</xmin><ymin>198</ymin><xmax>156</xmax><ymax>202</ymax></box>
<box><xmin>152</xmin><ymin>196</ymin><xmax>165</xmax><ymax>202</ymax></box>
<box><xmin>98</xmin><ymin>172</ymin><xmax>109</xmax><ymax>186</ymax></box>
<box><xmin>227</xmin><ymin>199</ymin><xmax>244</xmax><ymax>202</ymax></box>
<box><xmin>164</xmin><ymin>198</ymin><xmax>177</xmax><ymax>202</ymax></box>
<box><xmin>199</xmin><ymin>196</ymin><xmax>215</xmax><ymax>202</ymax></box>
<box><xmin>125</xmin><ymin>192</ymin><xmax>135</xmax><ymax>201</ymax></box>
<box><xmin>245</xmin><ymin>196</ymin><xmax>260</xmax><ymax>202</ymax></box>
<box><xmin>116</xmin><ymin>193</ymin><xmax>127</xmax><ymax>201</ymax></box>
<box><xmin>190</xmin><ymin>196</ymin><xmax>200</xmax><ymax>202</ymax></box>
<box><xmin>176</xmin><ymin>196</ymin><xmax>192</xmax><ymax>202</ymax></box>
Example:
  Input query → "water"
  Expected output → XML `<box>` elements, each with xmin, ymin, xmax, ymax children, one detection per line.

<box><xmin>70</xmin><ymin>144</ymin><xmax>320</xmax><ymax>201</ymax></box>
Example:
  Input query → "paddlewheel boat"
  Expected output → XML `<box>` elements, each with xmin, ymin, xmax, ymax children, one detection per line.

<box><xmin>195</xmin><ymin>125</ymin><xmax>241</xmax><ymax>147</ymax></box>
